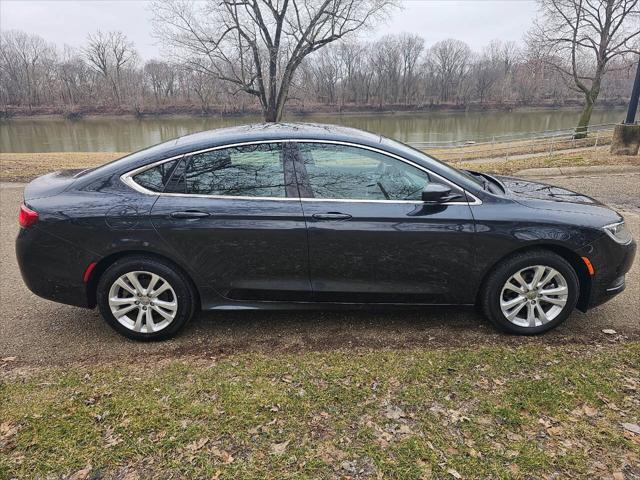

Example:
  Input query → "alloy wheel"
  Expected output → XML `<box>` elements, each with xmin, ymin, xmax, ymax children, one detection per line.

<box><xmin>499</xmin><ymin>265</ymin><xmax>569</xmax><ymax>328</ymax></box>
<box><xmin>108</xmin><ymin>271</ymin><xmax>178</xmax><ymax>334</ymax></box>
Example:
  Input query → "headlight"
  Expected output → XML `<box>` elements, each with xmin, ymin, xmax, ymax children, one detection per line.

<box><xmin>603</xmin><ymin>221</ymin><xmax>633</xmax><ymax>245</ymax></box>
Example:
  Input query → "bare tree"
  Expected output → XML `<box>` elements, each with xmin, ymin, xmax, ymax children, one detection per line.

<box><xmin>307</xmin><ymin>45</ymin><xmax>343</xmax><ymax>104</ymax></box>
<box><xmin>398</xmin><ymin>33</ymin><xmax>424</xmax><ymax>105</ymax></box>
<box><xmin>472</xmin><ymin>54</ymin><xmax>500</xmax><ymax>104</ymax></box>
<box><xmin>58</xmin><ymin>46</ymin><xmax>94</xmax><ymax>106</ymax></box>
<box><xmin>144</xmin><ymin>60</ymin><xmax>177</xmax><ymax>107</ymax></box>
<box><xmin>151</xmin><ymin>0</ymin><xmax>397</xmax><ymax>122</ymax></box>
<box><xmin>182</xmin><ymin>66</ymin><xmax>220</xmax><ymax>113</ymax></box>
<box><xmin>84</xmin><ymin>31</ymin><xmax>138</xmax><ymax>104</ymax></box>
<box><xmin>372</xmin><ymin>35</ymin><xmax>402</xmax><ymax>105</ymax></box>
<box><xmin>426</xmin><ymin>39</ymin><xmax>472</xmax><ymax>103</ymax></box>
<box><xmin>0</xmin><ymin>30</ymin><xmax>57</xmax><ymax>108</ymax></box>
<box><xmin>529</xmin><ymin>0</ymin><xmax>640</xmax><ymax>136</ymax></box>
<box><xmin>338</xmin><ymin>41</ymin><xmax>371</xmax><ymax>104</ymax></box>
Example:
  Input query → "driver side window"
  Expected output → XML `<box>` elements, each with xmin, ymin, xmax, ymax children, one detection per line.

<box><xmin>296</xmin><ymin>143</ymin><xmax>431</xmax><ymax>201</ymax></box>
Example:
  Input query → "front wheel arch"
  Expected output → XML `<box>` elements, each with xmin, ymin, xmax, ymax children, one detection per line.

<box><xmin>475</xmin><ymin>244</ymin><xmax>591</xmax><ymax>312</ymax></box>
<box><xmin>86</xmin><ymin>250</ymin><xmax>201</xmax><ymax>310</ymax></box>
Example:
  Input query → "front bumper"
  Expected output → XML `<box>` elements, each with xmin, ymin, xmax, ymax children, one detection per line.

<box><xmin>578</xmin><ymin>233</ymin><xmax>636</xmax><ymax>309</ymax></box>
<box><xmin>16</xmin><ymin>225</ymin><xmax>94</xmax><ymax>308</ymax></box>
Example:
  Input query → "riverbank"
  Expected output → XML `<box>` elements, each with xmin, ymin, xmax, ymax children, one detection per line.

<box><xmin>0</xmin><ymin>100</ymin><xmax>627</xmax><ymax>121</ymax></box>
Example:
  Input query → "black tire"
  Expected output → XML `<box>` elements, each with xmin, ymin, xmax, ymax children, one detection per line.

<box><xmin>96</xmin><ymin>255</ymin><xmax>196</xmax><ymax>341</ymax></box>
<box><xmin>481</xmin><ymin>250</ymin><xmax>579</xmax><ymax>335</ymax></box>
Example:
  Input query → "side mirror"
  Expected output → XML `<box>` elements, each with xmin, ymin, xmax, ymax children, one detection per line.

<box><xmin>422</xmin><ymin>183</ymin><xmax>455</xmax><ymax>203</ymax></box>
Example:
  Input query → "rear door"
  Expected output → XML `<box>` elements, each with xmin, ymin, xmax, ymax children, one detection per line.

<box><xmin>148</xmin><ymin>142</ymin><xmax>311</xmax><ymax>304</ymax></box>
<box><xmin>291</xmin><ymin>141</ymin><xmax>476</xmax><ymax>304</ymax></box>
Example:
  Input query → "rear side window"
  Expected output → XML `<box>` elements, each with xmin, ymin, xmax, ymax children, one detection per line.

<box><xmin>183</xmin><ymin>143</ymin><xmax>289</xmax><ymax>197</ymax></box>
<box><xmin>133</xmin><ymin>159</ymin><xmax>180</xmax><ymax>192</ymax></box>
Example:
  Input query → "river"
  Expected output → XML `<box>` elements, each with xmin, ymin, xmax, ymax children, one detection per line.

<box><xmin>0</xmin><ymin>108</ymin><xmax>626</xmax><ymax>153</ymax></box>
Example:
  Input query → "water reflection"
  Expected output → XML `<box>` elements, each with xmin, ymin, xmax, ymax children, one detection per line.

<box><xmin>0</xmin><ymin>108</ymin><xmax>626</xmax><ymax>153</ymax></box>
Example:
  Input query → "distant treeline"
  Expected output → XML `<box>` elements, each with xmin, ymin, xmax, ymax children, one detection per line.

<box><xmin>0</xmin><ymin>30</ymin><xmax>636</xmax><ymax>118</ymax></box>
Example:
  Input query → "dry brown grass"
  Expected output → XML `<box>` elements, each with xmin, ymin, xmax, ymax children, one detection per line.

<box><xmin>460</xmin><ymin>149</ymin><xmax>640</xmax><ymax>175</ymax></box>
<box><xmin>426</xmin><ymin>133</ymin><xmax>613</xmax><ymax>162</ymax></box>
<box><xmin>0</xmin><ymin>152</ymin><xmax>127</xmax><ymax>182</ymax></box>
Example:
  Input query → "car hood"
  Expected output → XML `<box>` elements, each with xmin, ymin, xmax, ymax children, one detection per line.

<box><xmin>494</xmin><ymin>174</ymin><xmax>622</xmax><ymax>221</ymax></box>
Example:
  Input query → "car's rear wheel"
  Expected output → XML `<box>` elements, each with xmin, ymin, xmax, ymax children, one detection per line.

<box><xmin>97</xmin><ymin>256</ymin><xmax>195</xmax><ymax>340</ymax></box>
<box><xmin>481</xmin><ymin>250</ymin><xmax>579</xmax><ymax>334</ymax></box>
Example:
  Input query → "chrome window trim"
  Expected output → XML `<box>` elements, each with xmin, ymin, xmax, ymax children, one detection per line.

<box><xmin>120</xmin><ymin>139</ymin><xmax>482</xmax><ymax>206</ymax></box>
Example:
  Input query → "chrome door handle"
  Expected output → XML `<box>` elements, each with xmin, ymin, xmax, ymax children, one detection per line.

<box><xmin>170</xmin><ymin>211</ymin><xmax>210</xmax><ymax>219</ymax></box>
<box><xmin>312</xmin><ymin>212</ymin><xmax>352</xmax><ymax>220</ymax></box>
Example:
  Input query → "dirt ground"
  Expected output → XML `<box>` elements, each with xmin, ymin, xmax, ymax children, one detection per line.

<box><xmin>1</xmin><ymin>171</ymin><xmax>639</xmax><ymax>368</ymax></box>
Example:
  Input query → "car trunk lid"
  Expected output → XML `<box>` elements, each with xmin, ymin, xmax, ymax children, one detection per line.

<box><xmin>23</xmin><ymin>169</ymin><xmax>85</xmax><ymax>201</ymax></box>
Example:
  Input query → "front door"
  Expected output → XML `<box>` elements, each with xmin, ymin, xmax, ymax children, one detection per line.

<box><xmin>150</xmin><ymin>142</ymin><xmax>311</xmax><ymax>305</ymax></box>
<box><xmin>291</xmin><ymin>142</ymin><xmax>476</xmax><ymax>304</ymax></box>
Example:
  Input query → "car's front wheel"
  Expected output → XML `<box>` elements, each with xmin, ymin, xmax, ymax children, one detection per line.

<box><xmin>96</xmin><ymin>256</ymin><xmax>195</xmax><ymax>340</ymax></box>
<box><xmin>481</xmin><ymin>250</ymin><xmax>579</xmax><ymax>334</ymax></box>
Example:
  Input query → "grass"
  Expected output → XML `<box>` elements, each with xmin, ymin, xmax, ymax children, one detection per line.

<box><xmin>2</xmin><ymin>344</ymin><xmax>639</xmax><ymax>479</ymax></box>
<box><xmin>429</xmin><ymin>134</ymin><xmax>613</xmax><ymax>162</ymax></box>
<box><xmin>457</xmin><ymin>149</ymin><xmax>640</xmax><ymax>175</ymax></box>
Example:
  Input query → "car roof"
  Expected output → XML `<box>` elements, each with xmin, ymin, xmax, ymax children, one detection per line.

<box><xmin>84</xmin><ymin>123</ymin><xmax>384</xmax><ymax>179</ymax></box>
<box><xmin>174</xmin><ymin>122</ymin><xmax>383</xmax><ymax>150</ymax></box>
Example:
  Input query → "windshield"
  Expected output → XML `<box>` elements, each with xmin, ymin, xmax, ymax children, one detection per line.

<box><xmin>382</xmin><ymin>137</ymin><xmax>485</xmax><ymax>189</ymax></box>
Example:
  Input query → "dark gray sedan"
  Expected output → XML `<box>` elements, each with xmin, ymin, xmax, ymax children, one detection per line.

<box><xmin>16</xmin><ymin>123</ymin><xmax>636</xmax><ymax>340</ymax></box>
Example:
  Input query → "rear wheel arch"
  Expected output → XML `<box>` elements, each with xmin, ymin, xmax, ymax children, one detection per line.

<box><xmin>86</xmin><ymin>250</ymin><xmax>201</xmax><ymax>310</ymax></box>
<box><xmin>476</xmin><ymin>244</ymin><xmax>591</xmax><ymax>311</ymax></box>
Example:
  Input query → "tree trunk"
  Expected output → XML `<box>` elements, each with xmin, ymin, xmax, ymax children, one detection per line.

<box><xmin>264</xmin><ymin>105</ymin><xmax>278</xmax><ymax>122</ymax></box>
<box><xmin>575</xmin><ymin>97</ymin><xmax>594</xmax><ymax>139</ymax></box>
<box><xmin>575</xmin><ymin>79</ymin><xmax>601</xmax><ymax>139</ymax></box>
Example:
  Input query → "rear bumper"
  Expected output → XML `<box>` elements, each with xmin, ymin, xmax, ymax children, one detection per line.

<box><xmin>578</xmin><ymin>234</ymin><xmax>636</xmax><ymax>309</ymax></box>
<box><xmin>16</xmin><ymin>226</ymin><xmax>93</xmax><ymax>308</ymax></box>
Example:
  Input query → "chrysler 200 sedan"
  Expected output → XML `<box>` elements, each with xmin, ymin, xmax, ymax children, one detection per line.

<box><xmin>16</xmin><ymin>123</ymin><xmax>636</xmax><ymax>340</ymax></box>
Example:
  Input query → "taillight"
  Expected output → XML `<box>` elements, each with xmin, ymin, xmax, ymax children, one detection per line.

<box><xmin>19</xmin><ymin>204</ymin><xmax>39</xmax><ymax>228</ymax></box>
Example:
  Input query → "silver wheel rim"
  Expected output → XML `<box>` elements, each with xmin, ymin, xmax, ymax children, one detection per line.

<box><xmin>500</xmin><ymin>265</ymin><xmax>569</xmax><ymax>328</ymax></box>
<box><xmin>108</xmin><ymin>271</ymin><xmax>178</xmax><ymax>334</ymax></box>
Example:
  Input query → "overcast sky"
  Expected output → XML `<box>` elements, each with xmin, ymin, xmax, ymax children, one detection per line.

<box><xmin>1</xmin><ymin>0</ymin><xmax>539</xmax><ymax>58</ymax></box>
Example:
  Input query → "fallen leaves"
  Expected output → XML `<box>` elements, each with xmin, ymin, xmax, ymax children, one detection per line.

<box><xmin>104</xmin><ymin>427</ymin><xmax>123</xmax><ymax>448</ymax></box>
<box><xmin>622</xmin><ymin>423</ymin><xmax>640</xmax><ymax>435</ymax></box>
<box><xmin>0</xmin><ymin>421</ymin><xmax>19</xmax><ymax>438</ymax></box>
<box><xmin>186</xmin><ymin>437</ymin><xmax>209</xmax><ymax>453</ymax></box>
<box><xmin>270</xmin><ymin>439</ymin><xmax>290</xmax><ymax>455</ymax></box>
<box><xmin>183</xmin><ymin>437</ymin><xmax>234</xmax><ymax>464</ymax></box>
<box><xmin>68</xmin><ymin>466</ymin><xmax>92</xmax><ymax>480</ymax></box>
<box><xmin>211</xmin><ymin>447</ymin><xmax>234</xmax><ymax>464</ymax></box>
<box><xmin>447</xmin><ymin>467</ymin><xmax>462</xmax><ymax>478</ymax></box>
<box><xmin>384</xmin><ymin>404</ymin><xmax>405</xmax><ymax>420</ymax></box>
<box><xmin>340</xmin><ymin>457</ymin><xmax>377</xmax><ymax>477</ymax></box>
